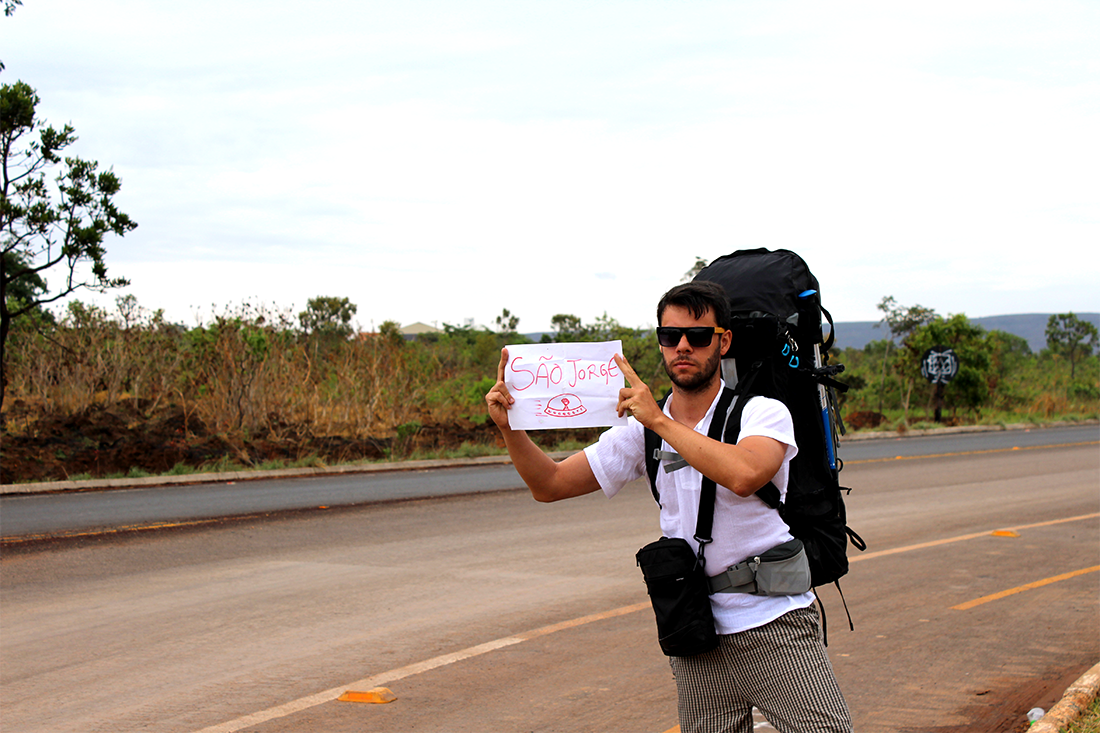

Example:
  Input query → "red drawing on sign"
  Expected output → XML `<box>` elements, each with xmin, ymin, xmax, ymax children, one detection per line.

<box><xmin>543</xmin><ymin>394</ymin><xmax>587</xmax><ymax>418</ymax></box>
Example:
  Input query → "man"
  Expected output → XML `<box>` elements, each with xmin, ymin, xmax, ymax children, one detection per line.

<box><xmin>485</xmin><ymin>281</ymin><xmax>851</xmax><ymax>733</ymax></box>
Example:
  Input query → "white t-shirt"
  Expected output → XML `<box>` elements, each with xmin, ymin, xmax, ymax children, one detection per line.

<box><xmin>583</xmin><ymin>384</ymin><xmax>815</xmax><ymax>634</ymax></box>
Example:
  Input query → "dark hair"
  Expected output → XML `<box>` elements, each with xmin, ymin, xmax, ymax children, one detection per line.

<box><xmin>657</xmin><ymin>280</ymin><xmax>730</xmax><ymax>329</ymax></box>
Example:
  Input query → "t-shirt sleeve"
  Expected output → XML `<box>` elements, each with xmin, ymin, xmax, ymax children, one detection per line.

<box><xmin>582</xmin><ymin>420</ymin><xmax>646</xmax><ymax>499</ymax></box>
<box><xmin>739</xmin><ymin>396</ymin><xmax>798</xmax><ymax>464</ymax></box>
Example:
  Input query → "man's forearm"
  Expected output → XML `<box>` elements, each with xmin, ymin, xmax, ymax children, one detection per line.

<box><xmin>497</xmin><ymin>426</ymin><xmax>601</xmax><ymax>502</ymax></box>
<box><xmin>499</xmin><ymin>427</ymin><xmax>556</xmax><ymax>497</ymax></box>
<box><xmin>648</xmin><ymin>414</ymin><xmax>784</xmax><ymax>497</ymax></box>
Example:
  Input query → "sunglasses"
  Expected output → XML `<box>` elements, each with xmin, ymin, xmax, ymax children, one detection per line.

<box><xmin>656</xmin><ymin>326</ymin><xmax>727</xmax><ymax>348</ymax></box>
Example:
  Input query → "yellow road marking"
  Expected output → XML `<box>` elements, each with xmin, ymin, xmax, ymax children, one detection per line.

<box><xmin>193</xmin><ymin>601</ymin><xmax>651</xmax><ymax>733</ymax></box>
<box><xmin>952</xmin><ymin>566</ymin><xmax>1100</xmax><ymax>610</ymax></box>
<box><xmin>5</xmin><ymin>438</ymin><xmax>1093</xmax><ymax>733</ymax></box>
<box><xmin>1</xmin><ymin>518</ymin><xmax>229</xmax><ymax>544</ymax></box>
<box><xmin>854</xmin><ymin>513</ymin><xmax>1100</xmax><ymax>612</ymax></box>
<box><xmin>850</xmin><ymin>513</ymin><xmax>1100</xmax><ymax>563</ymax></box>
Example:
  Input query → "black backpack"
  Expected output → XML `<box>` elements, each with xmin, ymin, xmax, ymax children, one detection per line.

<box><xmin>645</xmin><ymin>248</ymin><xmax>865</xmax><ymax>634</ymax></box>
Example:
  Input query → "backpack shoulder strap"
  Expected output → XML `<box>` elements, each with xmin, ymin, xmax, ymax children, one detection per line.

<box><xmin>695</xmin><ymin>386</ymin><xmax>737</xmax><ymax>544</ymax></box>
<box><xmin>722</xmin><ymin>368</ymin><xmax>782</xmax><ymax>510</ymax></box>
<box><xmin>643</xmin><ymin>394</ymin><xmax>669</xmax><ymax>506</ymax></box>
<box><xmin>723</xmin><ymin>394</ymin><xmax>782</xmax><ymax>510</ymax></box>
<box><xmin>642</xmin><ymin>382</ymin><xmax>780</xmax><ymax>514</ymax></box>
<box><xmin>643</xmin><ymin>385</ymin><xmax>735</xmax><ymax>511</ymax></box>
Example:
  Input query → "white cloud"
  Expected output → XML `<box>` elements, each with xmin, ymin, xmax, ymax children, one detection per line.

<box><xmin>5</xmin><ymin>0</ymin><xmax>1098</xmax><ymax>331</ymax></box>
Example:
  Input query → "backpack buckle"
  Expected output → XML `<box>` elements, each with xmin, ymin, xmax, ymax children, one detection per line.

<box><xmin>781</xmin><ymin>334</ymin><xmax>799</xmax><ymax>368</ymax></box>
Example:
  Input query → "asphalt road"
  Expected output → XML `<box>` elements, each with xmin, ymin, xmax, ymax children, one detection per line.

<box><xmin>0</xmin><ymin>462</ymin><xmax>525</xmax><ymax>538</ymax></box>
<box><xmin>0</xmin><ymin>425</ymin><xmax>1097</xmax><ymax>732</ymax></box>
<box><xmin>1</xmin><ymin>424</ymin><xmax>1096</xmax><ymax>539</ymax></box>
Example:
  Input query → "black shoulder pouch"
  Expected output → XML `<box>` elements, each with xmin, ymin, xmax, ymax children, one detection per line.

<box><xmin>635</xmin><ymin>536</ymin><xmax>718</xmax><ymax>657</ymax></box>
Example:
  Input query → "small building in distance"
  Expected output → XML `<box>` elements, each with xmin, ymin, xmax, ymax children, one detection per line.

<box><xmin>399</xmin><ymin>322</ymin><xmax>442</xmax><ymax>337</ymax></box>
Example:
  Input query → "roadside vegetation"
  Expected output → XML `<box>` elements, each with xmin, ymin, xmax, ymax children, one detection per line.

<box><xmin>833</xmin><ymin>303</ymin><xmax>1099</xmax><ymax>434</ymax></box>
<box><xmin>0</xmin><ymin>295</ymin><xmax>1096</xmax><ymax>484</ymax></box>
<box><xmin>1066</xmin><ymin>699</ymin><xmax>1100</xmax><ymax>733</ymax></box>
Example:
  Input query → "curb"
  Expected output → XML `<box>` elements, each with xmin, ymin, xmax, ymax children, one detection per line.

<box><xmin>1030</xmin><ymin>662</ymin><xmax>1100</xmax><ymax>733</ymax></box>
<box><xmin>838</xmin><ymin>419</ymin><xmax>1098</xmax><ymax>441</ymax></box>
<box><xmin>2</xmin><ymin>420</ymin><xmax>1095</xmax><ymax>496</ymax></box>
<box><xmin>0</xmin><ymin>453</ymin><xmax>514</xmax><ymax>495</ymax></box>
<box><xmin>0</xmin><ymin>451</ymin><xmax>574</xmax><ymax>496</ymax></box>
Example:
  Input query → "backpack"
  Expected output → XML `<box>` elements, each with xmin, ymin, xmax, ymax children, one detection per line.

<box><xmin>644</xmin><ymin>248</ymin><xmax>866</xmax><ymax>636</ymax></box>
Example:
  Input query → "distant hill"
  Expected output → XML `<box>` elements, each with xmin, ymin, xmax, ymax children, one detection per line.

<box><xmin>830</xmin><ymin>313</ymin><xmax>1100</xmax><ymax>353</ymax></box>
<box><xmin>520</xmin><ymin>313</ymin><xmax>1100</xmax><ymax>354</ymax></box>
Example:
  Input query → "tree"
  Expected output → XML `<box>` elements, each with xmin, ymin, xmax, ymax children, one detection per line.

<box><xmin>1</xmin><ymin>80</ymin><xmax>136</xmax><ymax>410</ymax></box>
<box><xmin>550</xmin><ymin>313</ymin><xmax>584</xmax><ymax>342</ymax></box>
<box><xmin>985</xmin><ymin>330</ymin><xmax>1031</xmax><ymax>409</ymax></box>
<box><xmin>904</xmin><ymin>314</ymin><xmax>992</xmax><ymax>420</ymax></box>
<box><xmin>682</xmin><ymin>256</ymin><xmax>708</xmax><ymax>283</ymax></box>
<box><xmin>874</xmin><ymin>296</ymin><xmax>937</xmax><ymax>413</ymax></box>
<box><xmin>378</xmin><ymin>319</ymin><xmax>405</xmax><ymax>347</ymax></box>
<box><xmin>2</xmin><ymin>248</ymin><xmax>45</xmax><ymax>307</ymax></box>
<box><xmin>1045</xmin><ymin>312</ymin><xmax>1098</xmax><ymax>380</ymax></box>
<box><xmin>876</xmin><ymin>296</ymin><xmax>938</xmax><ymax>343</ymax></box>
<box><xmin>493</xmin><ymin>307</ymin><xmax>519</xmax><ymax>335</ymax></box>
<box><xmin>298</xmin><ymin>295</ymin><xmax>357</xmax><ymax>339</ymax></box>
<box><xmin>1</xmin><ymin>1</ymin><xmax>22</xmax><ymax>72</ymax></box>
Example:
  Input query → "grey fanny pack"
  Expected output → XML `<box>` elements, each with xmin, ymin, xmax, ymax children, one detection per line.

<box><xmin>707</xmin><ymin>538</ymin><xmax>812</xmax><ymax>596</ymax></box>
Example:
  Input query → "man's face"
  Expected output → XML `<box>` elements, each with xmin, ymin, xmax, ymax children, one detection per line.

<box><xmin>659</xmin><ymin>304</ymin><xmax>731</xmax><ymax>393</ymax></box>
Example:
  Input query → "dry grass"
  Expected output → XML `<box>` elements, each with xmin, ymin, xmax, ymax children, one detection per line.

<box><xmin>4</xmin><ymin>301</ymin><xmax>450</xmax><ymax>441</ymax></box>
<box><xmin>1065</xmin><ymin>700</ymin><xmax>1100</xmax><ymax>733</ymax></box>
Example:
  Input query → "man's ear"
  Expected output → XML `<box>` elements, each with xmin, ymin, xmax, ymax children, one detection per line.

<box><xmin>719</xmin><ymin>328</ymin><xmax>732</xmax><ymax>356</ymax></box>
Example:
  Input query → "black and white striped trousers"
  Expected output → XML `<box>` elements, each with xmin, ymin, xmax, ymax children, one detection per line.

<box><xmin>669</xmin><ymin>606</ymin><xmax>852</xmax><ymax>733</ymax></box>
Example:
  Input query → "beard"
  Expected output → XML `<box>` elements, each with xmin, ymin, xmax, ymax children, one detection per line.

<box><xmin>663</xmin><ymin>346</ymin><xmax>723</xmax><ymax>393</ymax></box>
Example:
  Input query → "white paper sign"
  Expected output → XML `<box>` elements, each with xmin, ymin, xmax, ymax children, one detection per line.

<box><xmin>504</xmin><ymin>340</ymin><xmax>629</xmax><ymax>430</ymax></box>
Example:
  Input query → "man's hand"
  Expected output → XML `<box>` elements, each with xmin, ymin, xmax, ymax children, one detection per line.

<box><xmin>614</xmin><ymin>354</ymin><xmax>664</xmax><ymax>428</ymax></box>
<box><xmin>484</xmin><ymin>347</ymin><xmax>602</xmax><ymax>502</ymax></box>
<box><xmin>485</xmin><ymin>348</ymin><xmax>515</xmax><ymax>431</ymax></box>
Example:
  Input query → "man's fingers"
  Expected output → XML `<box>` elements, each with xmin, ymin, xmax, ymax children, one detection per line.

<box><xmin>487</xmin><ymin>387</ymin><xmax>511</xmax><ymax>412</ymax></box>
<box><xmin>616</xmin><ymin>389</ymin><xmax>633</xmax><ymax>418</ymax></box>
<box><xmin>489</xmin><ymin>380</ymin><xmax>511</xmax><ymax>402</ymax></box>
<box><xmin>488</xmin><ymin>348</ymin><xmax>515</xmax><ymax>408</ymax></box>
<box><xmin>614</xmin><ymin>353</ymin><xmax>643</xmax><ymax>387</ymax></box>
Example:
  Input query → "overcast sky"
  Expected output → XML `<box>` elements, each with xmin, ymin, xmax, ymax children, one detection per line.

<box><xmin>4</xmin><ymin>1</ymin><xmax>1098</xmax><ymax>332</ymax></box>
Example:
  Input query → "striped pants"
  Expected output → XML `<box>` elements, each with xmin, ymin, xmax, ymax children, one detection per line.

<box><xmin>669</xmin><ymin>606</ymin><xmax>852</xmax><ymax>733</ymax></box>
